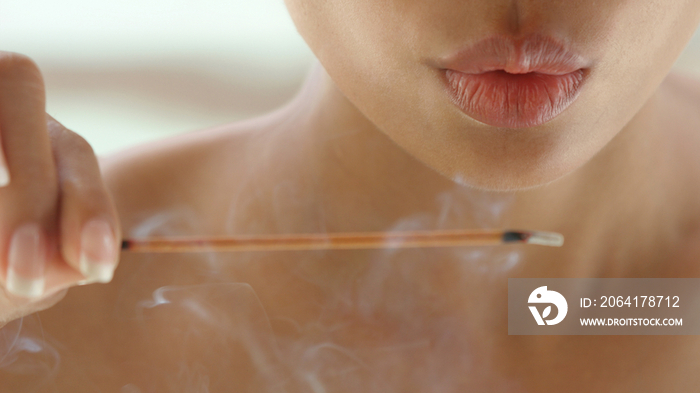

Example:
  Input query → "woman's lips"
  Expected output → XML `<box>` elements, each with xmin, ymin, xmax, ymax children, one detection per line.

<box><xmin>437</xmin><ymin>34</ymin><xmax>590</xmax><ymax>128</ymax></box>
<box><xmin>444</xmin><ymin>68</ymin><xmax>585</xmax><ymax>128</ymax></box>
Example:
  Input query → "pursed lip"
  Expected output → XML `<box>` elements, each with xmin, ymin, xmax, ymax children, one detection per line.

<box><xmin>433</xmin><ymin>34</ymin><xmax>592</xmax><ymax>128</ymax></box>
<box><xmin>436</xmin><ymin>34</ymin><xmax>590</xmax><ymax>75</ymax></box>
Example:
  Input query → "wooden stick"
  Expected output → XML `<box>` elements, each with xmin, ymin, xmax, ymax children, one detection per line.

<box><xmin>120</xmin><ymin>229</ymin><xmax>563</xmax><ymax>253</ymax></box>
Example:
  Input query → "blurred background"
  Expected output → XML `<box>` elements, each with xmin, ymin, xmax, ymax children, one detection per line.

<box><xmin>1</xmin><ymin>0</ymin><xmax>699</xmax><ymax>155</ymax></box>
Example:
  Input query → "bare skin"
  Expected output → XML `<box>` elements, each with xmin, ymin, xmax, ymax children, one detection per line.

<box><xmin>3</xmin><ymin>0</ymin><xmax>700</xmax><ymax>391</ymax></box>
<box><xmin>6</xmin><ymin>64</ymin><xmax>698</xmax><ymax>392</ymax></box>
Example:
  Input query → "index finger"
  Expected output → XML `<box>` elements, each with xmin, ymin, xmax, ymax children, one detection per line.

<box><xmin>0</xmin><ymin>52</ymin><xmax>56</xmax><ymax>194</ymax></box>
<box><xmin>0</xmin><ymin>52</ymin><xmax>60</xmax><ymax>297</ymax></box>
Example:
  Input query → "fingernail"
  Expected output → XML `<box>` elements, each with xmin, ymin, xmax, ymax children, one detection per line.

<box><xmin>79</xmin><ymin>219</ymin><xmax>117</xmax><ymax>283</ymax></box>
<box><xmin>6</xmin><ymin>223</ymin><xmax>46</xmax><ymax>298</ymax></box>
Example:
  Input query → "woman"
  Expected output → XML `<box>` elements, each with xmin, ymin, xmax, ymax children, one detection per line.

<box><xmin>2</xmin><ymin>0</ymin><xmax>700</xmax><ymax>391</ymax></box>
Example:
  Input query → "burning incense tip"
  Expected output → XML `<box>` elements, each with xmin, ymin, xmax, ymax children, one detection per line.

<box><xmin>120</xmin><ymin>229</ymin><xmax>564</xmax><ymax>253</ymax></box>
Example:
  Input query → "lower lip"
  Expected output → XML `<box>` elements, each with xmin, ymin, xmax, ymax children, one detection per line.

<box><xmin>443</xmin><ymin>69</ymin><xmax>585</xmax><ymax>128</ymax></box>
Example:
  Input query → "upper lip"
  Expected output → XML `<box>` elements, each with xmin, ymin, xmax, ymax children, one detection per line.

<box><xmin>436</xmin><ymin>34</ymin><xmax>590</xmax><ymax>75</ymax></box>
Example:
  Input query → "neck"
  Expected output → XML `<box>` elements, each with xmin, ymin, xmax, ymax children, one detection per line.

<box><xmin>274</xmin><ymin>60</ymin><xmax>695</xmax><ymax>276</ymax></box>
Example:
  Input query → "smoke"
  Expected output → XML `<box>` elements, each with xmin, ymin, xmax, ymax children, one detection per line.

<box><xmin>0</xmin><ymin>315</ymin><xmax>61</xmax><ymax>389</ymax></box>
<box><xmin>0</xmin><ymin>60</ymin><xmax>527</xmax><ymax>392</ymax></box>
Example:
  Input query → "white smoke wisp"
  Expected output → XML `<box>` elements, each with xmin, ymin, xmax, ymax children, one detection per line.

<box><xmin>0</xmin><ymin>314</ymin><xmax>61</xmax><ymax>389</ymax></box>
<box><xmin>281</xmin><ymin>187</ymin><xmax>525</xmax><ymax>392</ymax></box>
<box><xmin>1</xmin><ymin>59</ymin><xmax>530</xmax><ymax>392</ymax></box>
<box><xmin>437</xmin><ymin>186</ymin><xmax>525</xmax><ymax>280</ymax></box>
<box><xmin>130</xmin><ymin>283</ymin><xmax>292</xmax><ymax>393</ymax></box>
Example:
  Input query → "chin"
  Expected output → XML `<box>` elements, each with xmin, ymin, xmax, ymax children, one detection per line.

<box><xmin>438</xmin><ymin>126</ymin><xmax>592</xmax><ymax>192</ymax></box>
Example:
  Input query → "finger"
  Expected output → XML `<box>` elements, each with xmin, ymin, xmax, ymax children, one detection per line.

<box><xmin>0</xmin><ymin>52</ymin><xmax>58</xmax><ymax>298</ymax></box>
<box><xmin>47</xmin><ymin>115</ymin><xmax>121</xmax><ymax>284</ymax></box>
<box><xmin>0</xmin><ymin>288</ymin><xmax>68</xmax><ymax>328</ymax></box>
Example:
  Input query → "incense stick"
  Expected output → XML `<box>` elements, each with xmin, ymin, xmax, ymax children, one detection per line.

<box><xmin>120</xmin><ymin>229</ymin><xmax>563</xmax><ymax>253</ymax></box>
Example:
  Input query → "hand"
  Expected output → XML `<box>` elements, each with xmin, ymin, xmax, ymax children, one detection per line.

<box><xmin>0</xmin><ymin>52</ymin><xmax>121</xmax><ymax>327</ymax></box>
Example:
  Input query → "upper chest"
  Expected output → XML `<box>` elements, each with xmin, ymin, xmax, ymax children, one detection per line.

<box><xmin>19</xmin><ymin>246</ymin><xmax>700</xmax><ymax>392</ymax></box>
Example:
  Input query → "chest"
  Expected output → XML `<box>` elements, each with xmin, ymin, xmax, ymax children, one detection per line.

<box><xmin>7</xmin><ymin>249</ymin><xmax>700</xmax><ymax>392</ymax></box>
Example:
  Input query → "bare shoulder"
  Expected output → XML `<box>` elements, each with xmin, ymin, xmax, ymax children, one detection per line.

<box><xmin>657</xmin><ymin>71</ymin><xmax>700</xmax><ymax>275</ymax></box>
<box><xmin>660</xmin><ymin>69</ymin><xmax>700</xmax><ymax>112</ymax></box>
<box><xmin>97</xmin><ymin>112</ymin><xmax>285</xmax><ymax>236</ymax></box>
<box><xmin>657</xmin><ymin>70</ymin><xmax>700</xmax><ymax>166</ymax></box>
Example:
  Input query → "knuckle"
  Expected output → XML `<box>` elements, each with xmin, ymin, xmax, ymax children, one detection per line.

<box><xmin>51</xmin><ymin>128</ymin><xmax>104</xmax><ymax>200</ymax></box>
<box><xmin>62</xmin><ymin>175</ymin><xmax>105</xmax><ymax>204</ymax></box>
<box><xmin>56</xmin><ymin>135</ymin><xmax>103</xmax><ymax>196</ymax></box>
<box><xmin>59</xmin><ymin>168</ymin><xmax>106</xmax><ymax>210</ymax></box>
<box><xmin>53</xmin><ymin>127</ymin><xmax>96</xmax><ymax>157</ymax></box>
<box><xmin>42</xmin><ymin>130</ymin><xmax>109</xmax><ymax>223</ymax></box>
<box><xmin>68</xmin><ymin>131</ymin><xmax>95</xmax><ymax>156</ymax></box>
